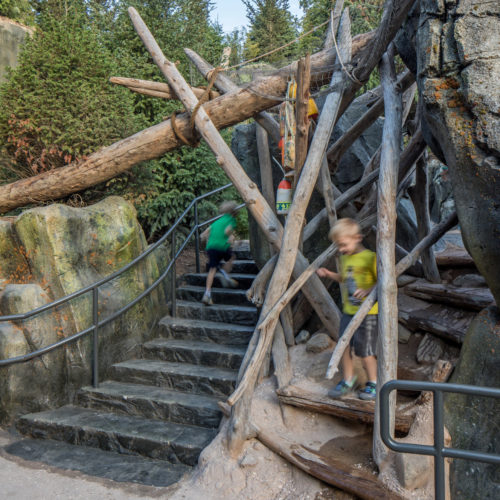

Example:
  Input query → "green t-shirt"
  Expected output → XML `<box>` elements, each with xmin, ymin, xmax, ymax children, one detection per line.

<box><xmin>206</xmin><ymin>213</ymin><xmax>236</xmax><ymax>251</ymax></box>
<box><xmin>339</xmin><ymin>249</ymin><xmax>378</xmax><ymax>315</ymax></box>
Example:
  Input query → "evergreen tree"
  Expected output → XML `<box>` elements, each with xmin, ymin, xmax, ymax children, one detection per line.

<box><xmin>243</xmin><ymin>0</ymin><xmax>298</xmax><ymax>64</ymax></box>
<box><xmin>299</xmin><ymin>0</ymin><xmax>384</xmax><ymax>54</ymax></box>
<box><xmin>0</xmin><ymin>0</ymin><xmax>34</xmax><ymax>24</ymax></box>
<box><xmin>0</xmin><ymin>1</ymin><xmax>139</xmax><ymax>181</ymax></box>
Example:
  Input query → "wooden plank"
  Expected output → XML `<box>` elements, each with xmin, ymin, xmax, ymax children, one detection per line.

<box><xmin>256</xmin><ymin>424</ymin><xmax>404</xmax><ymax>500</ymax></box>
<box><xmin>434</xmin><ymin>247</ymin><xmax>475</xmax><ymax>267</ymax></box>
<box><xmin>404</xmin><ymin>281</ymin><xmax>494</xmax><ymax>311</ymax></box>
<box><xmin>398</xmin><ymin>293</ymin><xmax>475</xmax><ymax>344</ymax></box>
<box><xmin>277</xmin><ymin>385</ymin><xmax>414</xmax><ymax>433</ymax></box>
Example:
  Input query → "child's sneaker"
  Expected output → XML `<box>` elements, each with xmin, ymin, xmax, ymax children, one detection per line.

<box><xmin>201</xmin><ymin>291</ymin><xmax>213</xmax><ymax>306</ymax></box>
<box><xmin>328</xmin><ymin>376</ymin><xmax>357</xmax><ymax>398</ymax></box>
<box><xmin>217</xmin><ymin>270</ymin><xmax>238</xmax><ymax>288</ymax></box>
<box><xmin>358</xmin><ymin>382</ymin><xmax>376</xmax><ymax>401</ymax></box>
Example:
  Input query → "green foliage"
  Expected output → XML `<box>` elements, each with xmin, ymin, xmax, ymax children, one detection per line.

<box><xmin>0</xmin><ymin>1</ymin><xmax>140</xmax><ymax>181</ymax></box>
<box><xmin>223</xmin><ymin>27</ymin><xmax>247</xmax><ymax>67</ymax></box>
<box><xmin>0</xmin><ymin>0</ymin><xmax>34</xmax><ymax>24</ymax></box>
<box><xmin>243</xmin><ymin>0</ymin><xmax>298</xmax><ymax>64</ymax></box>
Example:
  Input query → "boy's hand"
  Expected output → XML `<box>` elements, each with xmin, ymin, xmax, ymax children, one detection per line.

<box><xmin>353</xmin><ymin>288</ymin><xmax>370</xmax><ymax>299</ymax></box>
<box><xmin>316</xmin><ymin>267</ymin><xmax>330</xmax><ymax>278</ymax></box>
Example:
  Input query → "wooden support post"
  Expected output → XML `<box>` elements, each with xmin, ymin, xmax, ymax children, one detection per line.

<box><xmin>373</xmin><ymin>47</ymin><xmax>402</xmax><ymax>467</ymax></box>
<box><xmin>409</xmin><ymin>157</ymin><xmax>441</xmax><ymax>283</ymax></box>
<box><xmin>294</xmin><ymin>54</ymin><xmax>311</xmax><ymax>188</ymax></box>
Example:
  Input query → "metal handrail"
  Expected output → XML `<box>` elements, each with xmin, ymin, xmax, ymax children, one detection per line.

<box><xmin>0</xmin><ymin>183</ymin><xmax>243</xmax><ymax>386</ymax></box>
<box><xmin>380</xmin><ymin>380</ymin><xmax>500</xmax><ymax>500</ymax></box>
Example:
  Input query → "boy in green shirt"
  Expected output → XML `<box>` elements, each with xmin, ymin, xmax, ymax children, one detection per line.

<box><xmin>317</xmin><ymin>218</ymin><xmax>378</xmax><ymax>400</ymax></box>
<box><xmin>201</xmin><ymin>201</ymin><xmax>238</xmax><ymax>306</ymax></box>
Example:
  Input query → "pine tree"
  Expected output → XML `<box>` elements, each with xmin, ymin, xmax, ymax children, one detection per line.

<box><xmin>243</xmin><ymin>0</ymin><xmax>298</xmax><ymax>65</ymax></box>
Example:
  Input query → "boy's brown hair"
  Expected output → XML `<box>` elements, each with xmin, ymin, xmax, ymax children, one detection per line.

<box><xmin>219</xmin><ymin>200</ymin><xmax>238</xmax><ymax>215</ymax></box>
<box><xmin>329</xmin><ymin>218</ymin><xmax>362</xmax><ymax>242</ymax></box>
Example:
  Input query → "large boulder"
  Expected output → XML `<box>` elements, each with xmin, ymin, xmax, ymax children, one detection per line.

<box><xmin>444</xmin><ymin>306</ymin><xmax>500</xmax><ymax>499</ymax></box>
<box><xmin>402</xmin><ymin>0</ymin><xmax>500</xmax><ymax>305</ymax></box>
<box><xmin>0</xmin><ymin>197</ymin><xmax>166</xmax><ymax>422</ymax></box>
<box><xmin>0</xmin><ymin>17</ymin><xmax>33</xmax><ymax>83</ymax></box>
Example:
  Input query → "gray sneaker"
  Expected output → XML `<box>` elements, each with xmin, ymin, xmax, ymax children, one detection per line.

<box><xmin>201</xmin><ymin>292</ymin><xmax>213</xmax><ymax>306</ymax></box>
<box><xmin>358</xmin><ymin>382</ymin><xmax>376</xmax><ymax>401</ymax></box>
<box><xmin>328</xmin><ymin>376</ymin><xmax>357</xmax><ymax>398</ymax></box>
<box><xmin>217</xmin><ymin>272</ymin><xmax>238</xmax><ymax>288</ymax></box>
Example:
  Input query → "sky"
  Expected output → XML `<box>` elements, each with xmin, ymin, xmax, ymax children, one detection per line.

<box><xmin>210</xmin><ymin>0</ymin><xmax>304</xmax><ymax>33</ymax></box>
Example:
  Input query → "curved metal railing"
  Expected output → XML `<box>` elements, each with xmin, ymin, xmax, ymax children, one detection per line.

<box><xmin>0</xmin><ymin>183</ymin><xmax>244</xmax><ymax>388</ymax></box>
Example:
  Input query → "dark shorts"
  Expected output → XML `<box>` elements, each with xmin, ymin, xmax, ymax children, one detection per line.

<box><xmin>339</xmin><ymin>313</ymin><xmax>378</xmax><ymax>358</ymax></box>
<box><xmin>206</xmin><ymin>248</ymin><xmax>232</xmax><ymax>270</ymax></box>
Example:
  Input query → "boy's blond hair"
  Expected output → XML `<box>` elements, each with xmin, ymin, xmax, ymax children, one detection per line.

<box><xmin>329</xmin><ymin>218</ymin><xmax>362</xmax><ymax>242</ymax></box>
<box><xmin>219</xmin><ymin>200</ymin><xmax>238</xmax><ymax>215</ymax></box>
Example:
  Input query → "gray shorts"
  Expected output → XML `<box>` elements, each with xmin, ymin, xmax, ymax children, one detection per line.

<box><xmin>339</xmin><ymin>313</ymin><xmax>378</xmax><ymax>358</ymax></box>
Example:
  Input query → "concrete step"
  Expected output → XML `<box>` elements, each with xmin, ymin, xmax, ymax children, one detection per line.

<box><xmin>174</xmin><ymin>300</ymin><xmax>258</xmax><ymax>326</ymax></box>
<box><xmin>233</xmin><ymin>241</ymin><xmax>252</xmax><ymax>260</ymax></box>
<box><xmin>111</xmin><ymin>359</ymin><xmax>237</xmax><ymax>398</ymax></box>
<box><xmin>182</xmin><ymin>272</ymin><xmax>256</xmax><ymax>289</ymax></box>
<box><xmin>231</xmin><ymin>259</ymin><xmax>259</xmax><ymax>274</ymax></box>
<box><xmin>143</xmin><ymin>339</ymin><xmax>246</xmax><ymax>370</ymax></box>
<box><xmin>77</xmin><ymin>381</ymin><xmax>222</xmax><ymax>429</ymax></box>
<box><xmin>176</xmin><ymin>285</ymin><xmax>250</xmax><ymax>306</ymax></box>
<box><xmin>5</xmin><ymin>438</ymin><xmax>190</xmax><ymax>487</ymax></box>
<box><xmin>16</xmin><ymin>405</ymin><xmax>217</xmax><ymax>466</ymax></box>
<box><xmin>158</xmin><ymin>316</ymin><xmax>254</xmax><ymax>347</ymax></box>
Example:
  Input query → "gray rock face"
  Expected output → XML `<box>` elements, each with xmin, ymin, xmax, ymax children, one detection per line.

<box><xmin>444</xmin><ymin>306</ymin><xmax>500</xmax><ymax>500</ymax></box>
<box><xmin>405</xmin><ymin>0</ymin><xmax>500</xmax><ymax>305</ymax></box>
<box><xmin>306</xmin><ymin>333</ymin><xmax>333</xmax><ymax>353</ymax></box>
<box><xmin>0</xmin><ymin>18</ymin><xmax>32</xmax><ymax>83</ymax></box>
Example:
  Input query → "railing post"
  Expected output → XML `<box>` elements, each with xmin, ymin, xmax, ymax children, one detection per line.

<box><xmin>434</xmin><ymin>389</ymin><xmax>445</xmax><ymax>500</ymax></box>
<box><xmin>194</xmin><ymin>200</ymin><xmax>200</xmax><ymax>273</ymax></box>
<box><xmin>92</xmin><ymin>287</ymin><xmax>99</xmax><ymax>388</ymax></box>
<box><xmin>171</xmin><ymin>228</ymin><xmax>176</xmax><ymax>317</ymax></box>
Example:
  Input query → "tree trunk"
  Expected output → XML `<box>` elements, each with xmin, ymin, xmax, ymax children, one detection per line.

<box><xmin>294</xmin><ymin>54</ymin><xmax>311</xmax><ymax>188</ymax></box>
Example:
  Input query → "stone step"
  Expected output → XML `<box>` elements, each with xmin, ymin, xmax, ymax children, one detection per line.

<box><xmin>77</xmin><ymin>381</ymin><xmax>222</xmax><ymax>429</ymax></box>
<box><xmin>143</xmin><ymin>339</ymin><xmax>246</xmax><ymax>370</ymax></box>
<box><xmin>183</xmin><ymin>272</ymin><xmax>256</xmax><ymax>289</ymax></box>
<box><xmin>176</xmin><ymin>285</ymin><xmax>250</xmax><ymax>306</ymax></box>
<box><xmin>5</xmin><ymin>438</ymin><xmax>190</xmax><ymax>487</ymax></box>
<box><xmin>231</xmin><ymin>259</ymin><xmax>259</xmax><ymax>274</ymax></box>
<box><xmin>16</xmin><ymin>405</ymin><xmax>216</xmax><ymax>466</ymax></box>
<box><xmin>111</xmin><ymin>359</ymin><xmax>237</xmax><ymax>398</ymax></box>
<box><xmin>174</xmin><ymin>300</ymin><xmax>258</xmax><ymax>326</ymax></box>
<box><xmin>158</xmin><ymin>316</ymin><xmax>254</xmax><ymax>347</ymax></box>
<box><xmin>233</xmin><ymin>242</ymin><xmax>252</xmax><ymax>260</ymax></box>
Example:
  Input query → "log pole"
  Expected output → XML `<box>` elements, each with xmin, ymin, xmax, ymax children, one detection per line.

<box><xmin>294</xmin><ymin>54</ymin><xmax>311</xmax><ymax>188</ymax></box>
<box><xmin>373</xmin><ymin>47</ymin><xmax>402</xmax><ymax>467</ymax></box>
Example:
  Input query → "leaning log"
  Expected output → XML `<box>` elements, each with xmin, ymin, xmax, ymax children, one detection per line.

<box><xmin>0</xmin><ymin>31</ymin><xmax>375</xmax><ymax>213</ymax></box>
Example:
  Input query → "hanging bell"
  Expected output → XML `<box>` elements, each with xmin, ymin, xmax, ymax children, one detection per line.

<box><xmin>276</xmin><ymin>178</ymin><xmax>292</xmax><ymax>215</ymax></box>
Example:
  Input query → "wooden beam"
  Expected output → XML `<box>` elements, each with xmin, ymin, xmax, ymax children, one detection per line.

<box><xmin>373</xmin><ymin>46</ymin><xmax>403</xmax><ymax>467</ymax></box>
<box><xmin>294</xmin><ymin>54</ymin><xmax>311</xmax><ymax>188</ymax></box>
<box><xmin>408</xmin><ymin>157</ymin><xmax>441</xmax><ymax>283</ymax></box>
<box><xmin>109</xmin><ymin>76</ymin><xmax>220</xmax><ymax>100</ymax></box>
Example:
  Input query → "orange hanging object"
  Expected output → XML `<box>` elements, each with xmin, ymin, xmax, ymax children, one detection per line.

<box><xmin>276</xmin><ymin>178</ymin><xmax>292</xmax><ymax>215</ymax></box>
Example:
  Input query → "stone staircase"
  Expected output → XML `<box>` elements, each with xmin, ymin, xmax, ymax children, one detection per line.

<box><xmin>6</xmin><ymin>246</ymin><xmax>258</xmax><ymax>487</ymax></box>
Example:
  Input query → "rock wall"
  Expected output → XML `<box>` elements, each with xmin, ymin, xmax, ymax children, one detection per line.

<box><xmin>398</xmin><ymin>0</ymin><xmax>500</xmax><ymax>305</ymax></box>
<box><xmin>0</xmin><ymin>16</ymin><xmax>32</xmax><ymax>83</ymax></box>
<box><xmin>0</xmin><ymin>197</ymin><xmax>167</xmax><ymax>423</ymax></box>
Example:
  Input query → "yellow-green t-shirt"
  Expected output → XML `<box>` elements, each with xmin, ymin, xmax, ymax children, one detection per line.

<box><xmin>339</xmin><ymin>249</ymin><xmax>378</xmax><ymax>315</ymax></box>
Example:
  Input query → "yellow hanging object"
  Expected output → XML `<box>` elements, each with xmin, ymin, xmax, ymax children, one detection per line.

<box><xmin>288</xmin><ymin>82</ymin><xmax>319</xmax><ymax>119</ymax></box>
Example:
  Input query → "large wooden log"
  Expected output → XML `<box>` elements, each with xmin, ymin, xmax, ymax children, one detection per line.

<box><xmin>294</xmin><ymin>54</ymin><xmax>311</xmax><ymax>187</ymax></box>
<box><xmin>373</xmin><ymin>47</ymin><xmax>403</xmax><ymax>466</ymax></box>
<box><xmin>255</xmin><ymin>423</ymin><xmax>404</xmax><ymax>500</ymax></box>
<box><xmin>277</xmin><ymin>385</ymin><xmax>414</xmax><ymax>433</ymax></box>
<box><xmin>403</xmin><ymin>281</ymin><xmax>494</xmax><ymax>311</ymax></box>
<box><xmin>0</xmin><ymin>31</ymin><xmax>375</xmax><ymax>214</ymax></box>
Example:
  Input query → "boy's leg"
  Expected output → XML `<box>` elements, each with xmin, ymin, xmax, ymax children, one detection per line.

<box><xmin>221</xmin><ymin>252</ymin><xmax>235</xmax><ymax>273</ymax></box>
<box><xmin>205</xmin><ymin>266</ymin><xmax>217</xmax><ymax>292</ymax></box>
<box><xmin>341</xmin><ymin>349</ymin><xmax>355</xmax><ymax>383</ymax></box>
<box><xmin>218</xmin><ymin>250</ymin><xmax>238</xmax><ymax>288</ymax></box>
<box><xmin>362</xmin><ymin>355</ymin><xmax>377</xmax><ymax>383</ymax></box>
<box><xmin>353</xmin><ymin>315</ymin><xmax>378</xmax><ymax>400</ymax></box>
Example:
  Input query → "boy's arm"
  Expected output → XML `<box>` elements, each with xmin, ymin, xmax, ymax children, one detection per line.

<box><xmin>200</xmin><ymin>227</ymin><xmax>210</xmax><ymax>242</ymax></box>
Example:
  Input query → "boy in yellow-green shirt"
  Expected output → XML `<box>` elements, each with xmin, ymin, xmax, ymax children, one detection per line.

<box><xmin>317</xmin><ymin>218</ymin><xmax>378</xmax><ymax>400</ymax></box>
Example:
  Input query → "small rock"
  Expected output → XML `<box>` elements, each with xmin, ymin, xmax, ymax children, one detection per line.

<box><xmin>453</xmin><ymin>273</ymin><xmax>487</xmax><ymax>288</ymax></box>
<box><xmin>306</xmin><ymin>333</ymin><xmax>333</xmax><ymax>353</ymax></box>
<box><xmin>416</xmin><ymin>333</ymin><xmax>444</xmax><ymax>365</ymax></box>
<box><xmin>239</xmin><ymin>452</ymin><xmax>258</xmax><ymax>468</ymax></box>
<box><xmin>295</xmin><ymin>329</ymin><xmax>310</xmax><ymax>344</ymax></box>
<box><xmin>398</xmin><ymin>323</ymin><xmax>412</xmax><ymax>344</ymax></box>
